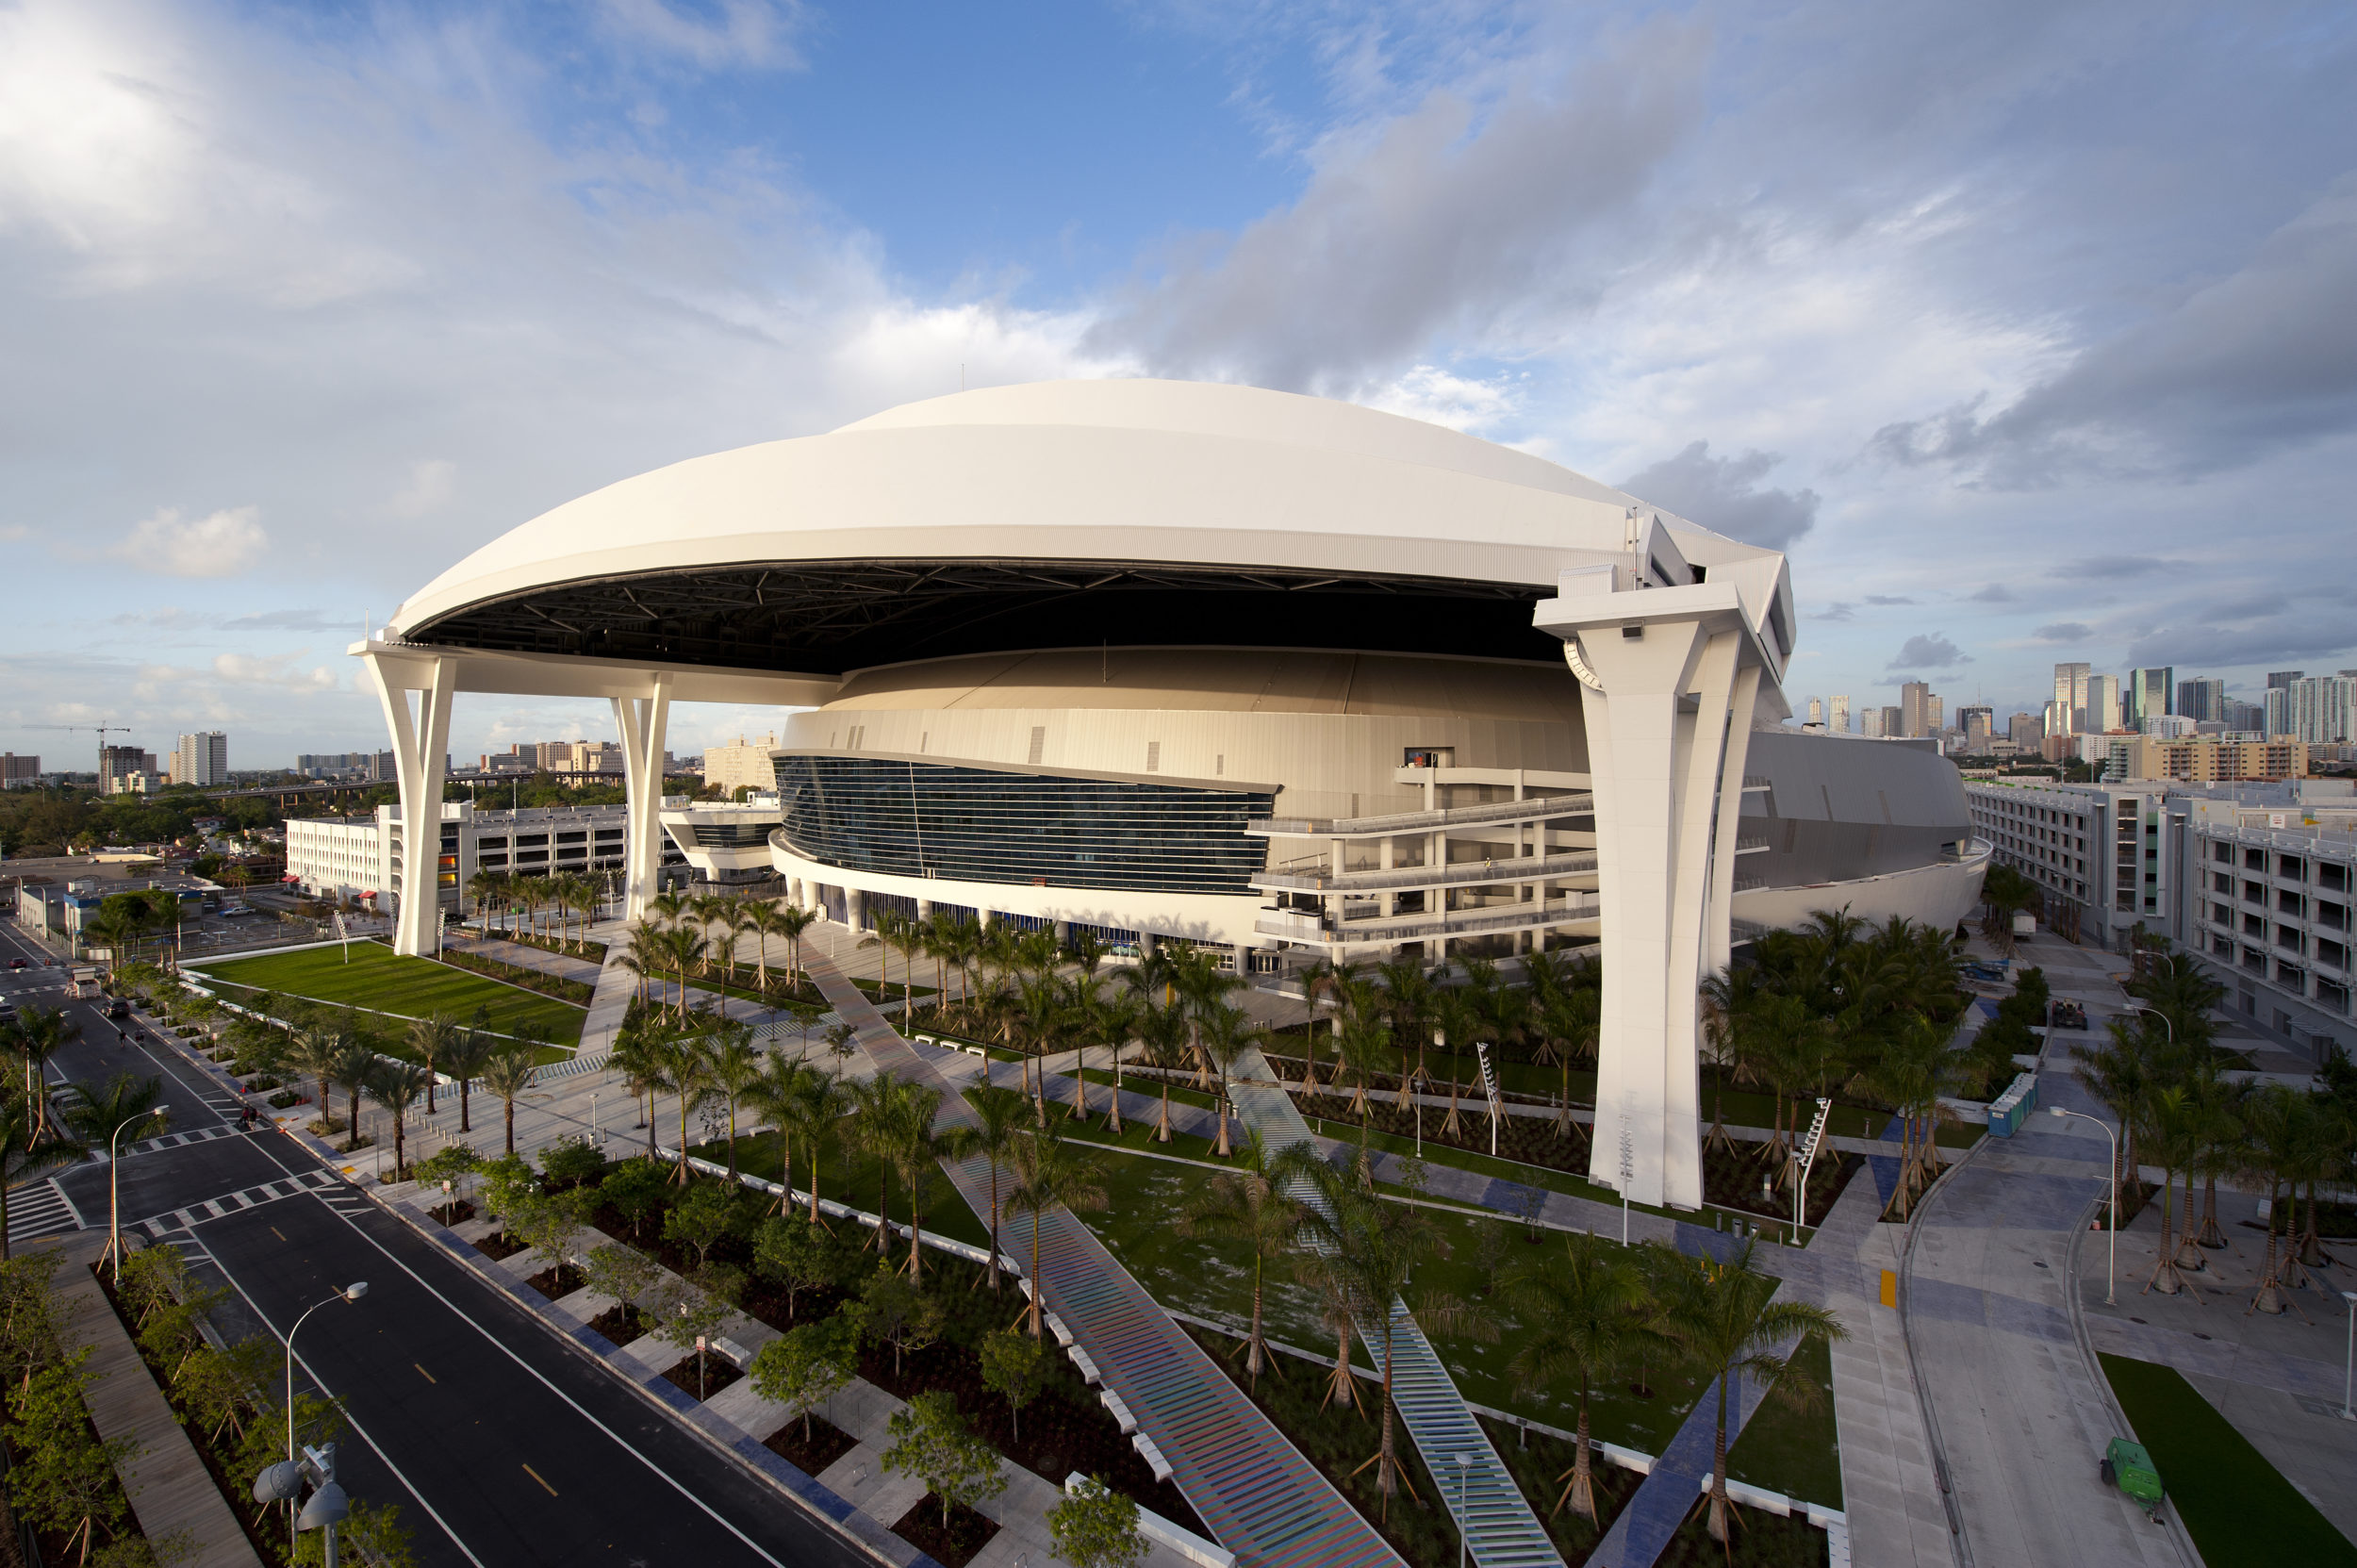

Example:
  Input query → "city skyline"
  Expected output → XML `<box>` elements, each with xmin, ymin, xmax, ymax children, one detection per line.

<box><xmin>3</xmin><ymin>2</ymin><xmax>2352</xmax><ymax>762</ymax></box>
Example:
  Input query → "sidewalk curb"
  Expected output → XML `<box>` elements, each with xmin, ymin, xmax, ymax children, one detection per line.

<box><xmin>2063</xmin><ymin>1197</ymin><xmax>2203</xmax><ymax>1568</ymax></box>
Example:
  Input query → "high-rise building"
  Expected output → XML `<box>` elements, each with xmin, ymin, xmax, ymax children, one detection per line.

<box><xmin>1830</xmin><ymin>694</ymin><xmax>1850</xmax><ymax>734</ymax></box>
<box><xmin>98</xmin><ymin>745</ymin><xmax>157</xmax><ymax>795</ymax></box>
<box><xmin>171</xmin><ymin>732</ymin><xmax>228</xmax><ymax>786</ymax></box>
<box><xmin>1899</xmin><ymin>681</ymin><xmax>1933</xmax><ymax>737</ymax></box>
<box><xmin>1859</xmin><ymin>707</ymin><xmax>1885</xmax><ymax>738</ymax></box>
<box><xmin>2177</xmin><ymin>678</ymin><xmax>2225</xmax><ymax>723</ymax></box>
<box><xmin>2222</xmin><ymin>697</ymin><xmax>2266</xmax><ymax>734</ymax></box>
<box><xmin>2267</xmin><ymin>671</ymin><xmax>2305</xmax><ymax>690</ymax></box>
<box><xmin>2007</xmin><ymin>712</ymin><xmax>2043</xmax><ymax>750</ymax></box>
<box><xmin>2125</xmin><ymin>668</ymin><xmax>2174</xmax><ymax>728</ymax></box>
<box><xmin>1805</xmin><ymin>697</ymin><xmax>1822</xmax><ymax>726</ymax></box>
<box><xmin>2052</xmin><ymin>663</ymin><xmax>2092</xmax><ymax>732</ymax></box>
<box><xmin>2264</xmin><ymin>673</ymin><xmax>2357</xmax><ymax>744</ymax></box>
<box><xmin>701</xmin><ymin>734</ymin><xmax>782</xmax><ymax>797</ymax></box>
<box><xmin>2085</xmin><ymin>673</ymin><xmax>2122</xmax><ymax>734</ymax></box>
<box><xmin>1957</xmin><ymin>705</ymin><xmax>1995</xmax><ymax>749</ymax></box>
<box><xmin>1928</xmin><ymin>696</ymin><xmax>1945</xmax><ymax>734</ymax></box>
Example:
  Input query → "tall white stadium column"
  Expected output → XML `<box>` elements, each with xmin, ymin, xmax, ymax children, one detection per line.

<box><xmin>612</xmin><ymin>674</ymin><xmax>673</xmax><ymax>922</ymax></box>
<box><xmin>1535</xmin><ymin>570</ymin><xmax>1770</xmax><ymax>1210</ymax></box>
<box><xmin>366</xmin><ymin>649</ymin><xmax>456</xmax><ymax>957</ymax></box>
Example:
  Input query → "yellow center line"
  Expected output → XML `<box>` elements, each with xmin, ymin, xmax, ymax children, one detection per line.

<box><xmin>270</xmin><ymin>1227</ymin><xmax>287</xmax><ymax>1242</ymax></box>
<box><xmin>522</xmin><ymin>1463</ymin><xmax>557</xmax><ymax>1497</ymax></box>
<box><xmin>414</xmin><ymin>1363</ymin><xmax>436</xmax><ymax>1383</ymax></box>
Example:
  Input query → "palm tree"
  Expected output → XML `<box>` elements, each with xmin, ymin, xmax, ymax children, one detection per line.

<box><xmin>1170</xmin><ymin>944</ymin><xmax>1243</xmax><ymax>1090</ymax></box>
<box><xmin>775</xmin><ymin>902</ymin><xmax>816</xmax><ymax>995</ymax></box>
<box><xmin>62</xmin><ymin>1071</ymin><xmax>163</xmax><ymax>1157</ymax></box>
<box><xmin>886</xmin><ymin>1082</ymin><xmax>977</xmax><ymax>1281</ymax></box>
<box><xmin>1132</xmin><ymin>999</ymin><xmax>1193</xmax><ymax>1144</ymax></box>
<box><xmin>406</xmin><ymin>1012</ymin><xmax>458</xmax><ymax>1115</ymax></box>
<box><xmin>651</xmin><ymin>1032</ymin><xmax>714</xmax><ymax>1181</ymax></box>
<box><xmin>465</xmin><ymin>867</ymin><xmax>503</xmax><ymax>930</ymax></box>
<box><xmin>608</xmin><ymin>1028</ymin><xmax>668</xmax><ymax>1158</ymax></box>
<box><xmin>1431</xmin><ymin>983</ymin><xmax>1481</xmax><ymax>1139</ymax></box>
<box><xmin>478</xmin><ymin>1047</ymin><xmax>537</xmax><ymax>1157</ymax></box>
<box><xmin>964</xmin><ymin>1083</ymin><xmax>1030</xmax><ymax>1290</ymax></box>
<box><xmin>701</xmin><ymin>1022</ymin><xmax>765</xmax><ymax>1180</ymax></box>
<box><xmin>847</xmin><ymin>1073</ymin><xmax>908</xmax><ymax>1257</ymax></box>
<box><xmin>439</xmin><ymin>1023</ymin><xmax>496</xmax><ymax>1135</ymax></box>
<box><xmin>741</xmin><ymin>1052</ymin><xmax>808</xmax><ymax>1206</ymax></box>
<box><xmin>1495</xmin><ymin>1230</ymin><xmax>1653</xmax><ymax>1520</ymax></box>
<box><xmin>1651</xmin><ymin>1240</ymin><xmax>1847</xmax><ymax>1543</ymax></box>
<box><xmin>667</xmin><ymin>927</ymin><xmax>708</xmax><ymax>1019</ymax></box>
<box><xmin>330</xmin><ymin>1032</ymin><xmax>380</xmax><ymax>1151</ymax></box>
<box><xmin>1333</xmin><ymin>1005</ymin><xmax>1393</xmax><ymax>1177</ymax></box>
<box><xmin>368</xmin><ymin>1059</ymin><xmax>435</xmax><ymax>1180</ymax></box>
<box><xmin>282</xmin><ymin>1026</ymin><xmax>343</xmax><ymax>1124</ymax></box>
<box><xmin>1003</xmin><ymin>1114</ymin><xmax>1108</xmax><ymax>1338</ymax></box>
<box><xmin>0</xmin><ymin>1095</ymin><xmax>80</xmax><ymax>1260</ymax></box>
<box><xmin>1294</xmin><ymin>1180</ymin><xmax>1467</xmax><ymax>1519</ymax></box>
<box><xmin>1177</xmin><ymin>1130</ymin><xmax>1317</xmax><ymax>1385</ymax></box>
<box><xmin>783</xmin><ymin>1066</ymin><xmax>848</xmax><ymax>1225</ymax></box>
<box><xmin>1195</xmin><ymin>999</ymin><xmax>1264</xmax><ymax>1158</ymax></box>
<box><xmin>3</xmin><ymin>1007</ymin><xmax>77</xmax><ymax>1142</ymax></box>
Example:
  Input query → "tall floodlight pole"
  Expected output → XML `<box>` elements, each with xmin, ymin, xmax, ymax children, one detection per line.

<box><xmin>2049</xmin><ymin>1107</ymin><xmax>2118</xmax><ymax>1305</ymax></box>
<box><xmin>283</xmin><ymin>1282</ymin><xmax>367</xmax><ymax>1551</ymax></box>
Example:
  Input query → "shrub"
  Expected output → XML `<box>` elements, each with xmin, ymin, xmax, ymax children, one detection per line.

<box><xmin>538</xmin><ymin>1138</ymin><xmax>606</xmax><ymax>1191</ymax></box>
<box><xmin>662</xmin><ymin>1180</ymin><xmax>739</xmax><ymax>1270</ymax></box>
<box><xmin>602</xmin><ymin>1158</ymin><xmax>670</xmax><ymax>1241</ymax></box>
<box><xmin>1047</xmin><ymin>1476</ymin><xmax>1147</xmax><ymax>1568</ymax></box>
<box><xmin>750</xmin><ymin>1317</ymin><xmax>859</xmax><ymax>1442</ymax></box>
<box><xmin>882</xmin><ymin>1391</ymin><xmax>1005</xmax><ymax>1532</ymax></box>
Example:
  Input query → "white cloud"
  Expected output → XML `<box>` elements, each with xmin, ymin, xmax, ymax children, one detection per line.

<box><xmin>387</xmin><ymin>458</ymin><xmax>455</xmax><ymax>519</ymax></box>
<box><xmin>109</xmin><ymin>505</ymin><xmax>268</xmax><ymax>578</ymax></box>
<box><xmin>594</xmin><ymin>0</ymin><xmax>808</xmax><ymax>72</ymax></box>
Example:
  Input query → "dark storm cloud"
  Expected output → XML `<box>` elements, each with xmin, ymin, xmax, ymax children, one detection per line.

<box><xmin>1619</xmin><ymin>441</ymin><xmax>1821</xmax><ymax>552</ymax></box>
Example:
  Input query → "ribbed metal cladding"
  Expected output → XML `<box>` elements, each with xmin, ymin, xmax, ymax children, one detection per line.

<box><xmin>771</xmin><ymin>754</ymin><xmax>1275</xmax><ymax>894</ymax></box>
<box><xmin>688</xmin><ymin>822</ymin><xmax>775</xmax><ymax>848</ymax></box>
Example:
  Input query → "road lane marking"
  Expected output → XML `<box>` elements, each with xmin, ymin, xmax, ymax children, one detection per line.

<box><xmin>522</xmin><ymin>1463</ymin><xmax>557</xmax><ymax>1496</ymax></box>
<box><xmin>305</xmin><ymin>1196</ymin><xmax>797</xmax><ymax>1567</ymax></box>
<box><xmin>177</xmin><ymin>1229</ymin><xmax>488</xmax><ymax>1568</ymax></box>
<box><xmin>415</xmin><ymin>1363</ymin><xmax>436</xmax><ymax>1383</ymax></box>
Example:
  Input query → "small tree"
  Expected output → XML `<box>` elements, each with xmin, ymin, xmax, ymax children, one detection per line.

<box><xmin>293</xmin><ymin>1495</ymin><xmax>416</xmax><ymax>1567</ymax></box>
<box><xmin>659</xmin><ymin>1277</ymin><xmax>737</xmax><ymax>1401</ymax></box>
<box><xmin>750</xmin><ymin>1316</ymin><xmax>858</xmax><ymax>1442</ymax></box>
<box><xmin>978</xmin><ymin>1329</ymin><xmax>1047</xmax><ymax>1440</ymax></box>
<box><xmin>664</xmin><ymin>1180</ymin><xmax>740</xmax><ymax>1271</ymax></box>
<box><xmin>478</xmin><ymin>1154</ymin><xmax>539</xmax><ymax>1224</ymax></box>
<box><xmin>1047</xmin><ymin>1476</ymin><xmax>1147</xmax><ymax>1568</ymax></box>
<box><xmin>507</xmin><ymin>1187</ymin><xmax>595</xmax><ymax>1272</ymax></box>
<box><xmin>539</xmin><ymin>1138</ymin><xmax>606</xmax><ymax>1191</ymax></box>
<box><xmin>846</xmin><ymin>1263</ymin><xmax>943</xmax><ymax>1379</ymax></box>
<box><xmin>8</xmin><ymin>1350</ymin><xmax>137</xmax><ymax>1560</ymax></box>
<box><xmin>412</xmin><ymin>1144</ymin><xmax>482</xmax><ymax>1213</ymax></box>
<box><xmin>584</xmin><ymin>1243</ymin><xmax>660</xmax><ymax>1314</ymax></box>
<box><xmin>882</xmin><ymin>1390</ymin><xmax>1005</xmax><ymax>1532</ymax></box>
<box><xmin>603</xmin><ymin>1157</ymin><xmax>671</xmax><ymax>1242</ymax></box>
<box><xmin>752</xmin><ymin>1213</ymin><xmax>832</xmax><ymax>1324</ymax></box>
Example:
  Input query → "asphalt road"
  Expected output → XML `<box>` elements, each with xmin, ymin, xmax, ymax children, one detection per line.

<box><xmin>0</xmin><ymin>920</ymin><xmax>873</xmax><ymax>1568</ymax></box>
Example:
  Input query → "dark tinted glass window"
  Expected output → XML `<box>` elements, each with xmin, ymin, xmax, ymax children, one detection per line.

<box><xmin>773</xmin><ymin>755</ymin><xmax>1274</xmax><ymax>895</ymax></box>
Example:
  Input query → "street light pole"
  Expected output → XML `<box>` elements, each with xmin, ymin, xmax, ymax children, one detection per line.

<box><xmin>284</xmin><ymin>1281</ymin><xmax>367</xmax><ymax>1551</ymax></box>
<box><xmin>2050</xmin><ymin>1106</ymin><xmax>2118</xmax><ymax>1305</ymax></box>
<box><xmin>107</xmin><ymin>1105</ymin><xmax>171</xmax><ymax>1284</ymax></box>
<box><xmin>1454</xmin><ymin>1452</ymin><xmax>1474</xmax><ymax>1568</ymax></box>
<box><xmin>2125</xmin><ymin>1004</ymin><xmax>2175</xmax><ymax>1042</ymax></box>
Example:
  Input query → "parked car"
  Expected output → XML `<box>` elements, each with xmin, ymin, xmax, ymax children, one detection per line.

<box><xmin>106</xmin><ymin>999</ymin><xmax>131</xmax><ymax>1020</ymax></box>
<box><xmin>7</xmin><ymin>958</ymin><xmax>25</xmax><ymax>970</ymax></box>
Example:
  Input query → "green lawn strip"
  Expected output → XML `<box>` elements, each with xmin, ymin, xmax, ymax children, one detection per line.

<box><xmin>680</xmin><ymin>1131</ymin><xmax>997</xmax><ymax>1253</ymax></box>
<box><xmin>1067</xmin><ymin>1133</ymin><xmax>1707</xmax><ymax>1456</ymax></box>
<box><xmin>190</xmin><ymin>943</ymin><xmax>585</xmax><ymax>1051</ymax></box>
<box><xmin>2098</xmin><ymin>1352</ymin><xmax>2357</xmax><ymax>1567</ymax></box>
<box><xmin>1722</xmin><ymin>1329</ymin><xmax>1841</xmax><ymax>1508</ymax></box>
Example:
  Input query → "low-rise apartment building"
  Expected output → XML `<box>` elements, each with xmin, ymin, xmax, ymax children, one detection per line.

<box><xmin>286</xmin><ymin>801</ymin><xmax>682</xmax><ymax>918</ymax></box>
<box><xmin>1964</xmin><ymin>778</ymin><xmax>2174</xmax><ymax>949</ymax></box>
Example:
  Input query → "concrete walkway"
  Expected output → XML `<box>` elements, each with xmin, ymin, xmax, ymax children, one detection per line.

<box><xmin>47</xmin><ymin>1230</ymin><xmax>265</xmax><ymax>1568</ymax></box>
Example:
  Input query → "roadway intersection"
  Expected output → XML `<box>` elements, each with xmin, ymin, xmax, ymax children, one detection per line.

<box><xmin>0</xmin><ymin>920</ymin><xmax>871</xmax><ymax>1568</ymax></box>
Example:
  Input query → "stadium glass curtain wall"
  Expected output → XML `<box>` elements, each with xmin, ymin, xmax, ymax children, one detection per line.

<box><xmin>771</xmin><ymin>755</ymin><xmax>1274</xmax><ymax>896</ymax></box>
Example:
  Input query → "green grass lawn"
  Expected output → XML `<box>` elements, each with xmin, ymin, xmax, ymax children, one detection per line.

<box><xmin>2099</xmin><ymin>1352</ymin><xmax>2356</xmax><ymax>1567</ymax></box>
<box><xmin>191</xmin><ymin>942</ymin><xmax>586</xmax><ymax>1049</ymax></box>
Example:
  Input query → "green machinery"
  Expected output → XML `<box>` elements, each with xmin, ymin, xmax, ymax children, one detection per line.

<box><xmin>2102</xmin><ymin>1437</ymin><xmax>2167</xmax><ymax>1518</ymax></box>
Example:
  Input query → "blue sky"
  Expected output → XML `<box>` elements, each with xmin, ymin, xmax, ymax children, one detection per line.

<box><xmin>2</xmin><ymin>0</ymin><xmax>2353</xmax><ymax>767</ymax></box>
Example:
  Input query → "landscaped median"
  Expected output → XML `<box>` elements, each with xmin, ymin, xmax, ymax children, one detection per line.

<box><xmin>185</xmin><ymin>940</ymin><xmax>589</xmax><ymax>1049</ymax></box>
<box><xmin>371</xmin><ymin>1140</ymin><xmax>1206</xmax><ymax>1568</ymax></box>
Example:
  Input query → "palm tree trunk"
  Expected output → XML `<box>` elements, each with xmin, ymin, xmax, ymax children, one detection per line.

<box><xmin>504</xmin><ymin>1098</ymin><xmax>516</xmax><ymax>1156</ymax></box>
<box><xmin>1707</xmin><ymin>1372</ymin><xmax>1732</xmax><ymax>1542</ymax></box>
<box><xmin>1158</xmin><ymin>1081</ymin><xmax>1172</xmax><ymax>1143</ymax></box>
<box><xmin>1214</xmin><ymin>1065</ymin><xmax>1231</xmax><ymax>1157</ymax></box>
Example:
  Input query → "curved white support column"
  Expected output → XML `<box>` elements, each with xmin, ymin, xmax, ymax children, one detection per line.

<box><xmin>612</xmin><ymin>675</ymin><xmax>673</xmax><ymax>922</ymax></box>
<box><xmin>1536</xmin><ymin>572</ymin><xmax>1778</xmax><ymax>1211</ymax></box>
<box><xmin>366</xmin><ymin>650</ymin><xmax>456</xmax><ymax>957</ymax></box>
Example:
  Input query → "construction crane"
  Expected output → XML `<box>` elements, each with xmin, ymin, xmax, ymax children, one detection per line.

<box><xmin>32</xmin><ymin>724</ymin><xmax>134</xmax><ymax>782</ymax></box>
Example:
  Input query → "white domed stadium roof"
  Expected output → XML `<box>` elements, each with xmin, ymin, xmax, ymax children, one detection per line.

<box><xmin>390</xmin><ymin>378</ymin><xmax>1791</xmax><ymax>679</ymax></box>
